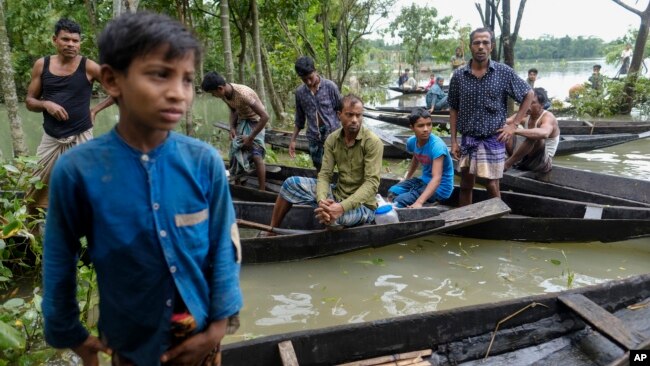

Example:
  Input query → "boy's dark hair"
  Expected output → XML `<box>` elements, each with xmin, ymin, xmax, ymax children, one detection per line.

<box><xmin>404</xmin><ymin>68</ymin><xmax>410</xmax><ymax>72</ymax></box>
<box><xmin>593</xmin><ymin>64</ymin><xmax>602</xmax><ymax>70</ymax></box>
<box><xmin>470</xmin><ymin>27</ymin><xmax>495</xmax><ymax>44</ymax></box>
<box><xmin>336</xmin><ymin>94</ymin><xmax>363</xmax><ymax>112</ymax></box>
<box><xmin>436</xmin><ymin>76</ymin><xmax>444</xmax><ymax>82</ymax></box>
<box><xmin>54</xmin><ymin>18</ymin><xmax>81</xmax><ymax>36</ymax></box>
<box><xmin>528</xmin><ymin>68</ymin><xmax>538</xmax><ymax>74</ymax></box>
<box><xmin>98</xmin><ymin>11</ymin><xmax>201</xmax><ymax>73</ymax></box>
<box><xmin>295</xmin><ymin>56</ymin><xmax>316</xmax><ymax>77</ymax></box>
<box><xmin>533</xmin><ymin>87</ymin><xmax>548</xmax><ymax>106</ymax></box>
<box><xmin>201</xmin><ymin>71</ymin><xmax>227</xmax><ymax>92</ymax></box>
<box><xmin>409</xmin><ymin>108</ymin><xmax>431</xmax><ymax>126</ymax></box>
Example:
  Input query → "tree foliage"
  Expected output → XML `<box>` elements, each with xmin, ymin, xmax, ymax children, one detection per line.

<box><xmin>388</xmin><ymin>4</ymin><xmax>452</xmax><ymax>78</ymax></box>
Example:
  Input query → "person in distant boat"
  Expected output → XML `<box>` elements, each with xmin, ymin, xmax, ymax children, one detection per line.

<box><xmin>448</xmin><ymin>27</ymin><xmax>533</xmax><ymax>206</ymax></box>
<box><xmin>426</xmin><ymin>76</ymin><xmax>449</xmax><ymax>112</ymax></box>
<box><xmin>25</xmin><ymin>18</ymin><xmax>113</xmax><ymax>211</ymax></box>
<box><xmin>502</xmin><ymin>88</ymin><xmax>560</xmax><ymax>173</ymax></box>
<box><xmin>398</xmin><ymin>68</ymin><xmax>410</xmax><ymax>87</ymax></box>
<box><xmin>424</xmin><ymin>73</ymin><xmax>436</xmax><ymax>91</ymax></box>
<box><xmin>387</xmin><ymin>108</ymin><xmax>454</xmax><ymax>208</ymax></box>
<box><xmin>291</xmin><ymin>56</ymin><xmax>342</xmax><ymax>172</ymax></box>
<box><xmin>268</xmin><ymin>94</ymin><xmax>383</xmax><ymax>230</ymax></box>
<box><xmin>588</xmin><ymin>64</ymin><xmax>604</xmax><ymax>90</ymax></box>
<box><xmin>202</xmin><ymin>71</ymin><xmax>269</xmax><ymax>190</ymax></box>
<box><xmin>402</xmin><ymin>75</ymin><xmax>422</xmax><ymax>91</ymax></box>
<box><xmin>618</xmin><ymin>43</ymin><xmax>632</xmax><ymax>76</ymax></box>
<box><xmin>527</xmin><ymin>68</ymin><xmax>538</xmax><ymax>88</ymax></box>
<box><xmin>451</xmin><ymin>46</ymin><xmax>466</xmax><ymax>70</ymax></box>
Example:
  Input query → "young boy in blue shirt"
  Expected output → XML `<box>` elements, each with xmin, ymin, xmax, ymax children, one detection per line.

<box><xmin>388</xmin><ymin>108</ymin><xmax>454</xmax><ymax>208</ymax></box>
<box><xmin>42</xmin><ymin>12</ymin><xmax>242</xmax><ymax>365</ymax></box>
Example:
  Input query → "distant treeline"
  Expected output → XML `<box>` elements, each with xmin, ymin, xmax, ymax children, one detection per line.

<box><xmin>515</xmin><ymin>36</ymin><xmax>606</xmax><ymax>60</ymax></box>
<box><xmin>365</xmin><ymin>36</ymin><xmax>613</xmax><ymax>63</ymax></box>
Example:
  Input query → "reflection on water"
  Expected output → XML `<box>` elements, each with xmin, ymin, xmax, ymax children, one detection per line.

<box><xmin>229</xmin><ymin>236</ymin><xmax>650</xmax><ymax>344</ymax></box>
<box><xmin>255</xmin><ymin>293</ymin><xmax>317</xmax><ymax>326</ymax></box>
<box><xmin>554</xmin><ymin>139</ymin><xmax>650</xmax><ymax>179</ymax></box>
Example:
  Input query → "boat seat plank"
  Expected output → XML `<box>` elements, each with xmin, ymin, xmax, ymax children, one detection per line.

<box><xmin>437</xmin><ymin>197</ymin><xmax>510</xmax><ymax>223</ymax></box>
<box><xmin>278</xmin><ymin>340</ymin><xmax>300</xmax><ymax>366</ymax></box>
<box><xmin>559</xmin><ymin>294</ymin><xmax>642</xmax><ymax>350</ymax></box>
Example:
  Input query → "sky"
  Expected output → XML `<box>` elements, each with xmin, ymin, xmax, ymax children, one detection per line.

<box><xmin>377</xmin><ymin>0</ymin><xmax>648</xmax><ymax>42</ymax></box>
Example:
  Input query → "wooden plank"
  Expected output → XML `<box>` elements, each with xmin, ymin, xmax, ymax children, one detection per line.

<box><xmin>559</xmin><ymin>294</ymin><xmax>642</xmax><ymax>350</ymax></box>
<box><xmin>337</xmin><ymin>349</ymin><xmax>432</xmax><ymax>366</ymax></box>
<box><xmin>278</xmin><ymin>340</ymin><xmax>300</xmax><ymax>366</ymax></box>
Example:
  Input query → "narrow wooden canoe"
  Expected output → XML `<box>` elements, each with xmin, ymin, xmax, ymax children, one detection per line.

<box><xmin>367</xmin><ymin>126</ymin><xmax>649</xmax><ymax>157</ymax></box>
<box><xmin>222</xmin><ymin>273</ymin><xmax>650</xmax><ymax>366</ymax></box>
<box><xmin>264</xmin><ymin>127</ymin><xmax>411</xmax><ymax>159</ymax></box>
<box><xmin>234</xmin><ymin>198</ymin><xmax>510</xmax><ymax>264</ymax></box>
<box><xmin>498</xmin><ymin>165</ymin><xmax>650</xmax><ymax>208</ymax></box>
<box><xmin>213</xmin><ymin>122</ymin><xmax>411</xmax><ymax>159</ymax></box>
<box><xmin>365</xmin><ymin>111</ymin><xmax>650</xmax><ymax>135</ymax></box>
<box><xmin>229</xmin><ymin>165</ymin><xmax>650</xmax><ymax>242</ymax></box>
<box><xmin>363</xmin><ymin>111</ymin><xmax>449</xmax><ymax>128</ymax></box>
<box><xmin>367</xmin><ymin>105</ymin><xmax>450</xmax><ymax>116</ymax></box>
<box><xmin>388</xmin><ymin>86</ymin><xmax>427</xmax><ymax>94</ymax></box>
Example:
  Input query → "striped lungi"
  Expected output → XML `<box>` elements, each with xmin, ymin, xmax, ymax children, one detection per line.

<box><xmin>458</xmin><ymin>134</ymin><xmax>505</xmax><ymax>179</ymax></box>
<box><xmin>26</xmin><ymin>129</ymin><xmax>93</xmax><ymax>209</ymax></box>
<box><xmin>279</xmin><ymin>176</ymin><xmax>375</xmax><ymax>227</ymax></box>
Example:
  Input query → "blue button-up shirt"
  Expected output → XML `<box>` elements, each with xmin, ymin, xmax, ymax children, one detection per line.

<box><xmin>42</xmin><ymin>128</ymin><xmax>242</xmax><ymax>365</ymax></box>
<box><xmin>448</xmin><ymin>60</ymin><xmax>531</xmax><ymax>137</ymax></box>
<box><xmin>295</xmin><ymin>76</ymin><xmax>342</xmax><ymax>143</ymax></box>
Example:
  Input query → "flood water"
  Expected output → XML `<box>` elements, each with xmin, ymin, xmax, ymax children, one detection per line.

<box><xmin>0</xmin><ymin>59</ymin><xmax>648</xmax><ymax>354</ymax></box>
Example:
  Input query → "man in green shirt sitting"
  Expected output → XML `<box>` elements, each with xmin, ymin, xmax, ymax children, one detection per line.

<box><xmin>268</xmin><ymin>94</ymin><xmax>384</xmax><ymax>228</ymax></box>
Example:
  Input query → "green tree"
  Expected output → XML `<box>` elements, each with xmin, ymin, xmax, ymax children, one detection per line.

<box><xmin>388</xmin><ymin>4</ymin><xmax>452</xmax><ymax>82</ymax></box>
<box><xmin>611</xmin><ymin>0</ymin><xmax>650</xmax><ymax>114</ymax></box>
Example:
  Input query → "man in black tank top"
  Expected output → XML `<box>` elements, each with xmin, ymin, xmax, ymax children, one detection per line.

<box><xmin>25</xmin><ymin>18</ymin><xmax>113</xmax><ymax>210</ymax></box>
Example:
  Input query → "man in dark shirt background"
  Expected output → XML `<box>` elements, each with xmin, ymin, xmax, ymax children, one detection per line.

<box><xmin>289</xmin><ymin>56</ymin><xmax>342</xmax><ymax>171</ymax></box>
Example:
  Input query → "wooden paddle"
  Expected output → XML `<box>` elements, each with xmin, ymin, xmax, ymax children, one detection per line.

<box><xmin>236</xmin><ymin>219</ymin><xmax>315</xmax><ymax>235</ymax></box>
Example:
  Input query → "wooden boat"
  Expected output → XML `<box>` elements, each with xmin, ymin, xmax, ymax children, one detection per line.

<box><xmin>363</xmin><ymin>111</ymin><xmax>449</xmax><ymax>128</ymax></box>
<box><xmin>441</xmin><ymin>187</ymin><xmax>650</xmax><ymax>242</ymax></box>
<box><xmin>213</xmin><ymin>122</ymin><xmax>411</xmax><ymax>159</ymax></box>
<box><xmin>365</xmin><ymin>111</ymin><xmax>650</xmax><ymax>135</ymax></box>
<box><xmin>230</xmin><ymin>165</ymin><xmax>650</xmax><ymax>242</ymax></box>
<box><xmin>368</xmin><ymin>126</ymin><xmax>650</xmax><ymax>157</ymax></box>
<box><xmin>234</xmin><ymin>198</ymin><xmax>509</xmax><ymax>264</ymax></box>
<box><xmin>367</xmin><ymin>105</ymin><xmax>450</xmax><ymax>116</ymax></box>
<box><xmin>222</xmin><ymin>273</ymin><xmax>650</xmax><ymax>366</ymax></box>
<box><xmin>264</xmin><ymin>127</ymin><xmax>411</xmax><ymax>160</ymax></box>
<box><xmin>498</xmin><ymin>165</ymin><xmax>650</xmax><ymax>208</ymax></box>
<box><xmin>388</xmin><ymin>86</ymin><xmax>427</xmax><ymax>94</ymax></box>
<box><xmin>554</xmin><ymin>119</ymin><xmax>650</xmax><ymax>135</ymax></box>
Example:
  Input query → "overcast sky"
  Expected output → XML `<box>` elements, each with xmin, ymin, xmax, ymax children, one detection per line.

<box><xmin>376</xmin><ymin>0</ymin><xmax>647</xmax><ymax>42</ymax></box>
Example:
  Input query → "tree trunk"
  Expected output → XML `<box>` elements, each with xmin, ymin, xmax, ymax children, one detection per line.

<box><xmin>321</xmin><ymin>0</ymin><xmax>333</xmax><ymax>79</ymax></box>
<box><xmin>501</xmin><ymin>0</ymin><xmax>513</xmax><ymax>68</ymax></box>
<box><xmin>184</xmin><ymin>108</ymin><xmax>194</xmax><ymax>136</ymax></box>
<box><xmin>250</xmin><ymin>0</ymin><xmax>266</xmax><ymax>103</ymax></box>
<box><xmin>220</xmin><ymin>0</ymin><xmax>235</xmax><ymax>82</ymax></box>
<box><xmin>83</xmin><ymin>0</ymin><xmax>100</xmax><ymax>39</ymax></box>
<box><xmin>0</xmin><ymin>0</ymin><xmax>28</xmax><ymax>157</ymax></box>
<box><xmin>113</xmin><ymin>0</ymin><xmax>139</xmax><ymax>17</ymax></box>
<box><xmin>261</xmin><ymin>45</ymin><xmax>285</xmax><ymax>121</ymax></box>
